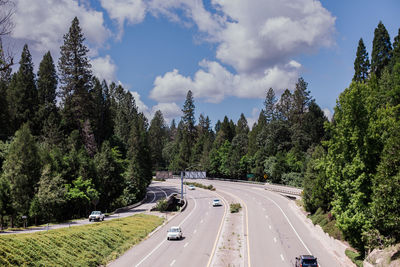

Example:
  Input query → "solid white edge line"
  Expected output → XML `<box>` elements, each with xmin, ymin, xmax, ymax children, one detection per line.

<box><xmin>135</xmin><ymin>195</ymin><xmax>197</xmax><ymax>267</ymax></box>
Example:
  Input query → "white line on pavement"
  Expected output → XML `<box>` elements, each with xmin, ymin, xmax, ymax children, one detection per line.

<box><xmin>170</xmin><ymin>259</ymin><xmax>176</xmax><ymax>266</ymax></box>
<box><xmin>184</xmin><ymin>242</ymin><xmax>189</xmax><ymax>248</ymax></box>
<box><xmin>269</xmin><ymin>225</ymin><xmax>271</xmax><ymax>230</ymax></box>
<box><xmin>274</xmin><ymin>237</ymin><xmax>277</xmax><ymax>243</ymax></box>
<box><xmin>193</xmin><ymin>229</ymin><xmax>197</xmax><ymax>234</ymax></box>
<box><xmin>135</xmin><ymin>195</ymin><xmax>197</xmax><ymax>267</ymax></box>
<box><xmin>280</xmin><ymin>254</ymin><xmax>284</xmax><ymax>261</ymax></box>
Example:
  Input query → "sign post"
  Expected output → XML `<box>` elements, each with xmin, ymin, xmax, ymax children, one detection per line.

<box><xmin>180</xmin><ymin>171</ymin><xmax>184</xmax><ymax>202</ymax></box>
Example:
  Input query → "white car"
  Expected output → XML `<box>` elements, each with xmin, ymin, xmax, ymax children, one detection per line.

<box><xmin>167</xmin><ymin>226</ymin><xmax>183</xmax><ymax>240</ymax></box>
<box><xmin>212</xmin><ymin>199</ymin><xmax>222</xmax><ymax>207</ymax></box>
<box><xmin>89</xmin><ymin>211</ymin><xmax>105</xmax><ymax>222</ymax></box>
<box><xmin>188</xmin><ymin>185</ymin><xmax>195</xmax><ymax>190</ymax></box>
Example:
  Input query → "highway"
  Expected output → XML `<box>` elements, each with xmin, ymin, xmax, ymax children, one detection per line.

<box><xmin>109</xmin><ymin>180</ymin><xmax>228</xmax><ymax>267</ymax></box>
<box><xmin>110</xmin><ymin>178</ymin><xmax>352</xmax><ymax>267</ymax></box>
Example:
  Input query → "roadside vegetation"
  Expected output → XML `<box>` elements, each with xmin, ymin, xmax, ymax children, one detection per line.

<box><xmin>230</xmin><ymin>203</ymin><xmax>242</xmax><ymax>213</ymax></box>
<box><xmin>345</xmin><ymin>249</ymin><xmax>363</xmax><ymax>267</ymax></box>
<box><xmin>0</xmin><ymin>7</ymin><xmax>399</xmax><ymax>264</ymax></box>
<box><xmin>308</xmin><ymin>208</ymin><xmax>342</xmax><ymax>240</ymax></box>
<box><xmin>0</xmin><ymin>214</ymin><xmax>163</xmax><ymax>266</ymax></box>
<box><xmin>184</xmin><ymin>181</ymin><xmax>215</xmax><ymax>191</ymax></box>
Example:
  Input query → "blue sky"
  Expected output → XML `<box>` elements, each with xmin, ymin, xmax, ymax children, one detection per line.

<box><xmin>5</xmin><ymin>0</ymin><xmax>400</xmax><ymax>128</ymax></box>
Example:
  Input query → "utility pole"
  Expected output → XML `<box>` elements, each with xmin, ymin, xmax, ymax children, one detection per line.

<box><xmin>181</xmin><ymin>171</ymin><xmax>184</xmax><ymax>202</ymax></box>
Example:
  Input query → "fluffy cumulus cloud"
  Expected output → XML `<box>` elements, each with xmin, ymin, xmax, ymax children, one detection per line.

<box><xmin>151</xmin><ymin>102</ymin><xmax>182</xmax><ymax>123</ymax></box>
<box><xmin>150</xmin><ymin>59</ymin><xmax>299</xmax><ymax>103</ymax></box>
<box><xmin>146</xmin><ymin>0</ymin><xmax>335</xmax><ymax>103</ymax></box>
<box><xmin>91</xmin><ymin>55</ymin><xmax>117</xmax><ymax>83</ymax></box>
<box><xmin>100</xmin><ymin>0</ymin><xmax>146</xmax><ymax>39</ymax></box>
<box><xmin>11</xmin><ymin>0</ymin><xmax>109</xmax><ymax>54</ymax></box>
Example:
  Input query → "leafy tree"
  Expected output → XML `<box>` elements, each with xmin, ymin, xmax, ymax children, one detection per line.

<box><xmin>7</xmin><ymin>44</ymin><xmax>38</xmax><ymax>133</ymax></box>
<box><xmin>353</xmin><ymin>38</ymin><xmax>370</xmax><ymax>82</ymax></box>
<box><xmin>371</xmin><ymin>21</ymin><xmax>392</xmax><ymax>78</ymax></box>
<box><xmin>65</xmin><ymin>176</ymin><xmax>98</xmax><ymax>217</ymax></box>
<box><xmin>326</xmin><ymin>82</ymin><xmax>375</xmax><ymax>251</ymax></box>
<box><xmin>2</xmin><ymin>124</ymin><xmax>40</xmax><ymax>225</ymax></box>
<box><xmin>36</xmin><ymin>165</ymin><xmax>66</xmax><ymax>222</ymax></box>
<box><xmin>303</xmin><ymin>145</ymin><xmax>332</xmax><ymax>213</ymax></box>
<box><xmin>0</xmin><ymin>176</ymin><xmax>12</xmax><ymax>229</ymax></box>
<box><xmin>58</xmin><ymin>17</ymin><xmax>93</xmax><ymax>132</ymax></box>
<box><xmin>94</xmin><ymin>141</ymin><xmax>125</xmax><ymax>210</ymax></box>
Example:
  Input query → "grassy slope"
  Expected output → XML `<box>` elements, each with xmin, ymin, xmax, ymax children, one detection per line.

<box><xmin>0</xmin><ymin>214</ymin><xmax>163</xmax><ymax>266</ymax></box>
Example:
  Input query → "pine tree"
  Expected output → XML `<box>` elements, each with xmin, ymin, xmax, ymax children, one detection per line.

<box><xmin>7</xmin><ymin>44</ymin><xmax>38</xmax><ymax>133</ymax></box>
<box><xmin>390</xmin><ymin>28</ymin><xmax>400</xmax><ymax>69</ymax></box>
<box><xmin>353</xmin><ymin>38</ymin><xmax>370</xmax><ymax>82</ymax></box>
<box><xmin>0</xmin><ymin>39</ymin><xmax>11</xmax><ymax>140</ymax></box>
<box><xmin>264</xmin><ymin>88</ymin><xmax>277</xmax><ymax>123</ymax></box>
<box><xmin>149</xmin><ymin>110</ymin><xmax>167</xmax><ymax>170</ymax></box>
<box><xmin>182</xmin><ymin>90</ymin><xmax>196</xmax><ymax>141</ymax></box>
<box><xmin>58</xmin><ymin>17</ymin><xmax>93</xmax><ymax>131</ymax></box>
<box><xmin>371</xmin><ymin>21</ymin><xmax>392</xmax><ymax>78</ymax></box>
<box><xmin>37</xmin><ymin>51</ymin><xmax>58</xmax><ymax>136</ymax></box>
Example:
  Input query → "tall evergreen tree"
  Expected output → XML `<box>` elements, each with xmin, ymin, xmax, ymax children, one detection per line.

<box><xmin>37</xmin><ymin>51</ymin><xmax>59</xmax><ymax>137</ymax></box>
<box><xmin>371</xmin><ymin>21</ymin><xmax>392</xmax><ymax>78</ymax></box>
<box><xmin>0</xmin><ymin>39</ymin><xmax>11</xmax><ymax>140</ymax></box>
<box><xmin>353</xmin><ymin>38</ymin><xmax>370</xmax><ymax>82</ymax></box>
<box><xmin>149</xmin><ymin>110</ymin><xmax>167</xmax><ymax>170</ymax></box>
<box><xmin>7</xmin><ymin>44</ymin><xmax>38</xmax><ymax>133</ymax></box>
<box><xmin>390</xmin><ymin>28</ymin><xmax>400</xmax><ymax>69</ymax></box>
<box><xmin>58</xmin><ymin>17</ymin><xmax>93</xmax><ymax>131</ymax></box>
<box><xmin>264</xmin><ymin>88</ymin><xmax>277</xmax><ymax>123</ymax></box>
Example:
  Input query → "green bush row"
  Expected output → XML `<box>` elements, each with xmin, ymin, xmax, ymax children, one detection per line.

<box><xmin>0</xmin><ymin>214</ymin><xmax>163</xmax><ymax>267</ymax></box>
<box><xmin>184</xmin><ymin>181</ymin><xmax>216</xmax><ymax>191</ymax></box>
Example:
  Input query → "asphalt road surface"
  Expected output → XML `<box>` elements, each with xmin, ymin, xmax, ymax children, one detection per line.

<box><xmin>112</xmin><ymin>179</ymin><xmax>347</xmax><ymax>267</ymax></box>
<box><xmin>109</xmin><ymin>180</ymin><xmax>226</xmax><ymax>267</ymax></box>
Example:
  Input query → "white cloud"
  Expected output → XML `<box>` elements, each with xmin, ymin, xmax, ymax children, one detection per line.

<box><xmin>151</xmin><ymin>102</ymin><xmax>182</xmax><ymax>123</ymax></box>
<box><xmin>91</xmin><ymin>55</ymin><xmax>117</xmax><ymax>83</ymax></box>
<box><xmin>100</xmin><ymin>0</ymin><xmax>146</xmax><ymax>39</ymax></box>
<box><xmin>146</xmin><ymin>0</ymin><xmax>335</xmax><ymax>103</ymax></box>
<box><xmin>150</xmin><ymin>59</ymin><xmax>299</xmax><ymax>103</ymax></box>
<box><xmin>131</xmin><ymin>91</ymin><xmax>150</xmax><ymax>117</ymax></box>
<box><xmin>247</xmin><ymin>107</ymin><xmax>260</xmax><ymax>130</ymax></box>
<box><xmin>323</xmin><ymin>107</ymin><xmax>332</xmax><ymax>121</ymax></box>
<box><xmin>11</xmin><ymin>0</ymin><xmax>110</xmax><ymax>54</ymax></box>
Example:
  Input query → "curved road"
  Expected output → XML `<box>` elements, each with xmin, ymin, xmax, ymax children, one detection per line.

<box><xmin>109</xmin><ymin>181</ymin><xmax>227</xmax><ymax>267</ymax></box>
<box><xmin>114</xmin><ymin>179</ymin><xmax>350</xmax><ymax>267</ymax></box>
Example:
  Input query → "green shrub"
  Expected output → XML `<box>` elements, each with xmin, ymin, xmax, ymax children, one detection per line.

<box><xmin>153</xmin><ymin>199</ymin><xmax>168</xmax><ymax>211</ymax></box>
<box><xmin>230</xmin><ymin>203</ymin><xmax>242</xmax><ymax>213</ymax></box>
<box><xmin>345</xmin><ymin>249</ymin><xmax>363</xmax><ymax>267</ymax></box>
<box><xmin>0</xmin><ymin>214</ymin><xmax>163</xmax><ymax>266</ymax></box>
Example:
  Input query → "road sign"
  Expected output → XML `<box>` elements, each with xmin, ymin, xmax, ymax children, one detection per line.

<box><xmin>264</xmin><ymin>174</ymin><xmax>268</xmax><ymax>179</ymax></box>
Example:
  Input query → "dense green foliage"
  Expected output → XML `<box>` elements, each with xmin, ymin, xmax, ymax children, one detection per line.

<box><xmin>303</xmin><ymin>22</ymin><xmax>400</xmax><ymax>253</ymax></box>
<box><xmin>0</xmin><ymin>18</ymin><xmax>152</xmax><ymax>228</ymax></box>
<box><xmin>0</xmin><ymin>214</ymin><xmax>163</xmax><ymax>266</ymax></box>
<box><xmin>1</xmin><ymin>17</ymin><xmax>399</xmax><ymax>257</ymax></box>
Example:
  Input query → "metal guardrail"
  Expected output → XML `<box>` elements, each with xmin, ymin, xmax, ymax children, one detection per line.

<box><xmin>264</xmin><ymin>183</ymin><xmax>303</xmax><ymax>196</ymax></box>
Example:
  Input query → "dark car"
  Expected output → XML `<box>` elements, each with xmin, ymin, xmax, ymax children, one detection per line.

<box><xmin>295</xmin><ymin>255</ymin><xmax>318</xmax><ymax>267</ymax></box>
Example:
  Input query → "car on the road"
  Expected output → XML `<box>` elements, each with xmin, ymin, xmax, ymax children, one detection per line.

<box><xmin>295</xmin><ymin>255</ymin><xmax>318</xmax><ymax>267</ymax></box>
<box><xmin>212</xmin><ymin>199</ymin><xmax>222</xmax><ymax>207</ymax></box>
<box><xmin>89</xmin><ymin>211</ymin><xmax>105</xmax><ymax>222</ymax></box>
<box><xmin>188</xmin><ymin>185</ymin><xmax>195</xmax><ymax>190</ymax></box>
<box><xmin>167</xmin><ymin>226</ymin><xmax>183</xmax><ymax>240</ymax></box>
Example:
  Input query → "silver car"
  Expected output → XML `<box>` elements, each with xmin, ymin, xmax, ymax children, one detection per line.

<box><xmin>89</xmin><ymin>211</ymin><xmax>105</xmax><ymax>222</ymax></box>
<box><xmin>167</xmin><ymin>226</ymin><xmax>183</xmax><ymax>240</ymax></box>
